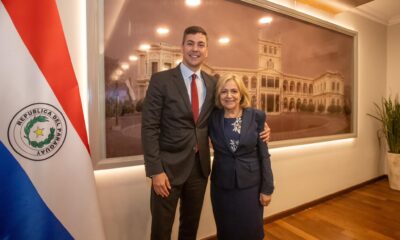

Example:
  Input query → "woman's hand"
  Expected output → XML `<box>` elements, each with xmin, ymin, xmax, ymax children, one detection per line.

<box><xmin>259</xmin><ymin>193</ymin><xmax>272</xmax><ymax>207</ymax></box>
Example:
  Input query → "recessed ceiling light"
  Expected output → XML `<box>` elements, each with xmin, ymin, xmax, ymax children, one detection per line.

<box><xmin>129</xmin><ymin>55</ymin><xmax>138</xmax><ymax>61</ymax></box>
<box><xmin>139</xmin><ymin>44</ymin><xmax>151</xmax><ymax>51</ymax></box>
<box><xmin>156</xmin><ymin>27</ymin><xmax>170</xmax><ymax>35</ymax></box>
<box><xmin>218</xmin><ymin>37</ymin><xmax>230</xmax><ymax>45</ymax></box>
<box><xmin>121</xmin><ymin>63</ymin><xmax>129</xmax><ymax>70</ymax></box>
<box><xmin>259</xmin><ymin>17</ymin><xmax>273</xmax><ymax>24</ymax></box>
<box><xmin>186</xmin><ymin>0</ymin><xmax>201</xmax><ymax>7</ymax></box>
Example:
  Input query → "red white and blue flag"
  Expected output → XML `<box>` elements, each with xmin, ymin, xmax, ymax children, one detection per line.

<box><xmin>0</xmin><ymin>0</ymin><xmax>105</xmax><ymax>239</ymax></box>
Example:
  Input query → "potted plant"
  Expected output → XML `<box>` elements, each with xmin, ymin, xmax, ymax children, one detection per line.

<box><xmin>368</xmin><ymin>95</ymin><xmax>400</xmax><ymax>190</ymax></box>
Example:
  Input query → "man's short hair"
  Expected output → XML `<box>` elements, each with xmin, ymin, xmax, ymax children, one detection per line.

<box><xmin>182</xmin><ymin>26</ymin><xmax>208</xmax><ymax>45</ymax></box>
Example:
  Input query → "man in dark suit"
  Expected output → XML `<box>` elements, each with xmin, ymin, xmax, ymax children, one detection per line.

<box><xmin>142</xmin><ymin>26</ymin><xmax>215</xmax><ymax>240</ymax></box>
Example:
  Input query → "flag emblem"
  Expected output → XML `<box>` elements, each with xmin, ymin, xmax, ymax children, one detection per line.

<box><xmin>7</xmin><ymin>103</ymin><xmax>67</xmax><ymax>161</ymax></box>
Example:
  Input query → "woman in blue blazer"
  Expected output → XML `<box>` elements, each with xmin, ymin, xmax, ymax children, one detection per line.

<box><xmin>209</xmin><ymin>75</ymin><xmax>274</xmax><ymax>240</ymax></box>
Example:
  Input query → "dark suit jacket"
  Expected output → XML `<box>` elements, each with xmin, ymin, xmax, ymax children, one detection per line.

<box><xmin>141</xmin><ymin>65</ymin><xmax>216</xmax><ymax>185</ymax></box>
<box><xmin>209</xmin><ymin>108</ymin><xmax>274</xmax><ymax>195</ymax></box>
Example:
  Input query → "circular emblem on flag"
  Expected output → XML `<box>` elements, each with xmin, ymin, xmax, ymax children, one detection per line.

<box><xmin>7</xmin><ymin>103</ymin><xmax>67</xmax><ymax>161</ymax></box>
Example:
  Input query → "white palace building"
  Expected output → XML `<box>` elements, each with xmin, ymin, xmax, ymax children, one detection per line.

<box><xmin>134</xmin><ymin>39</ymin><xmax>345</xmax><ymax>115</ymax></box>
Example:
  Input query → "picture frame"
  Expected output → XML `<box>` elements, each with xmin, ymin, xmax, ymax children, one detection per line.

<box><xmin>87</xmin><ymin>0</ymin><xmax>358</xmax><ymax>169</ymax></box>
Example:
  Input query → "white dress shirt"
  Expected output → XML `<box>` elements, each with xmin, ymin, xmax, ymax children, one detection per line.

<box><xmin>179</xmin><ymin>63</ymin><xmax>206</xmax><ymax>113</ymax></box>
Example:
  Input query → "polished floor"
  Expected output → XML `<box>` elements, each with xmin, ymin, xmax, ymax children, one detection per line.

<box><xmin>264</xmin><ymin>178</ymin><xmax>400</xmax><ymax>240</ymax></box>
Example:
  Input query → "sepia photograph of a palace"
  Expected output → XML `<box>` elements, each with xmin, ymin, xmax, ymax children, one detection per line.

<box><xmin>104</xmin><ymin>37</ymin><xmax>351</xmax><ymax>157</ymax></box>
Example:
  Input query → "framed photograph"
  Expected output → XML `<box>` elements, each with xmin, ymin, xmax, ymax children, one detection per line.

<box><xmin>88</xmin><ymin>0</ymin><xmax>357</xmax><ymax>168</ymax></box>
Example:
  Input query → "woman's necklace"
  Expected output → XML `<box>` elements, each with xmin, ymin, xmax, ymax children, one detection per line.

<box><xmin>225</xmin><ymin>108</ymin><xmax>243</xmax><ymax>119</ymax></box>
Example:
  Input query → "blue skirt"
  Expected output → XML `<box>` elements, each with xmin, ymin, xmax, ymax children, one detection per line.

<box><xmin>211</xmin><ymin>182</ymin><xmax>264</xmax><ymax>240</ymax></box>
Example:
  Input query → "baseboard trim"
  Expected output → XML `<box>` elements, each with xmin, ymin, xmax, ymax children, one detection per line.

<box><xmin>201</xmin><ymin>175</ymin><xmax>387</xmax><ymax>240</ymax></box>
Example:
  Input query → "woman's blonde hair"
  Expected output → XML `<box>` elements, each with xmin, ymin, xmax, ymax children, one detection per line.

<box><xmin>215</xmin><ymin>75</ymin><xmax>251</xmax><ymax>109</ymax></box>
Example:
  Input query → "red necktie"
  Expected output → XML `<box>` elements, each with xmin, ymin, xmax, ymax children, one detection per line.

<box><xmin>191</xmin><ymin>74</ymin><xmax>199</xmax><ymax>122</ymax></box>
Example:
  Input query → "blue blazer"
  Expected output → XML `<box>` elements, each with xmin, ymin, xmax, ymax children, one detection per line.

<box><xmin>209</xmin><ymin>108</ymin><xmax>274</xmax><ymax>195</ymax></box>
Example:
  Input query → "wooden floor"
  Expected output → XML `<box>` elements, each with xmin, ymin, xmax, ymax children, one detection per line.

<box><xmin>264</xmin><ymin>178</ymin><xmax>400</xmax><ymax>240</ymax></box>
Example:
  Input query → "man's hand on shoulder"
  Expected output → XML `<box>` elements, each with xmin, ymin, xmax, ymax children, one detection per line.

<box><xmin>152</xmin><ymin>172</ymin><xmax>171</xmax><ymax>198</ymax></box>
<box><xmin>260</xmin><ymin>122</ymin><xmax>271</xmax><ymax>143</ymax></box>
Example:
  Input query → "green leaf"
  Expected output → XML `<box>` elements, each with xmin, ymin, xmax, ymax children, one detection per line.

<box><xmin>368</xmin><ymin>95</ymin><xmax>400</xmax><ymax>153</ymax></box>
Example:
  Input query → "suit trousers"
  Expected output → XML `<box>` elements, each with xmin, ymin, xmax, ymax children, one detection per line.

<box><xmin>150</xmin><ymin>154</ymin><xmax>208</xmax><ymax>240</ymax></box>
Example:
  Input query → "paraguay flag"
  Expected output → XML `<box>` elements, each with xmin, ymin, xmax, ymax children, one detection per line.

<box><xmin>0</xmin><ymin>0</ymin><xmax>105</xmax><ymax>239</ymax></box>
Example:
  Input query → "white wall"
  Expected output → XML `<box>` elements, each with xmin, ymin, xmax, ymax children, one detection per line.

<box><xmin>92</xmin><ymin>8</ymin><xmax>392</xmax><ymax>240</ymax></box>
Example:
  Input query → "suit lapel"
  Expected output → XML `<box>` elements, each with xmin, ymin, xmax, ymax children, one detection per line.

<box><xmin>171</xmin><ymin>65</ymin><xmax>192</xmax><ymax>113</ymax></box>
<box><xmin>217</xmin><ymin>110</ymin><xmax>234</xmax><ymax>153</ymax></box>
<box><xmin>238</xmin><ymin>108</ymin><xmax>251</xmax><ymax>150</ymax></box>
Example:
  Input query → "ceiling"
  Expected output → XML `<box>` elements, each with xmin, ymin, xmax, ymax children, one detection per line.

<box><xmin>296</xmin><ymin>0</ymin><xmax>373</xmax><ymax>14</ymax></box>
<box><xmin>295</xmin><ymin>0</ymin><xmax>400</xmax><ymax>25</ymax></box>
<box><xmin>355</xmin><ymin>0</ymin><xmax>400</xmax><ymax>25</ymax></box>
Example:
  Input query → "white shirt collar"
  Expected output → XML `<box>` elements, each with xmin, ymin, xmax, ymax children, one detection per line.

<box><xmin>180</xmin><ymin>62</ymin><xmax>201</xmax><ymax>80</ymax></box>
